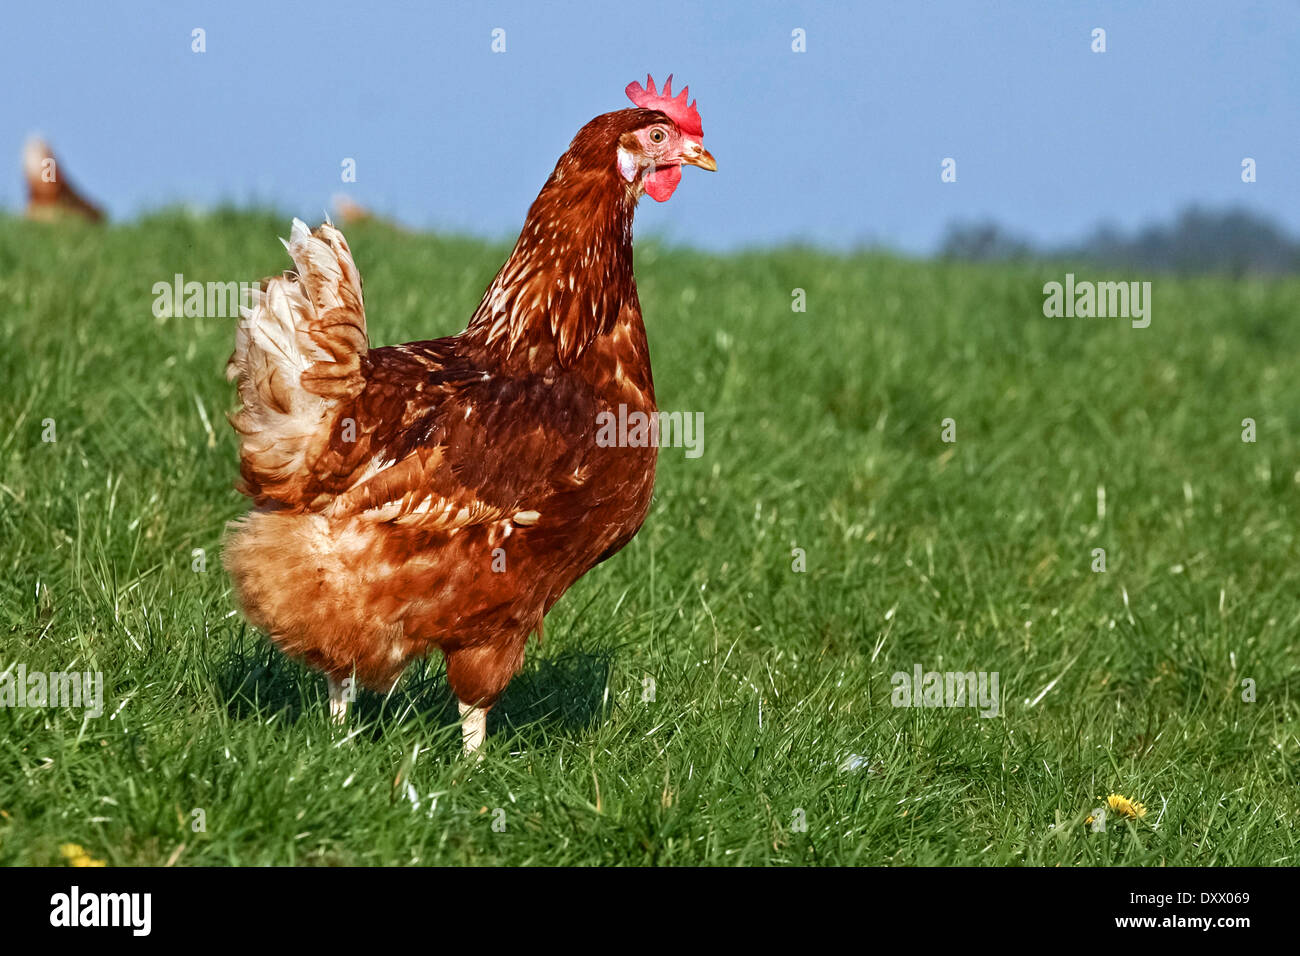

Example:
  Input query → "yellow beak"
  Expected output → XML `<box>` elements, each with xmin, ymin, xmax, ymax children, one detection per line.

<box><xmin>682</xmin><ymin>143</ymin><xmax>718</xmax><ymax>172</ymax></box>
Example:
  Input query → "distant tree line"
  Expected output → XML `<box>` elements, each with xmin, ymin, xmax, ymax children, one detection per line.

<box><xmin>938</xmin><ymin>207</ymin><xmax>1300</xmax><ymax>276</ymax></box>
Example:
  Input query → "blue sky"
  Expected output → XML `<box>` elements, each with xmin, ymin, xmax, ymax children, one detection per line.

<box><xmin>2</xmin><ymin>0</ymin><xmax>1295</xmax><ymax>253</ymax></box>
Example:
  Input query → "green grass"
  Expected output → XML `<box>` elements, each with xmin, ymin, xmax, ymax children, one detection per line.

<box><xmin>1</xmin><ymin>210</ymin><xmax>1299</xmax><ymax>866</ymax></box>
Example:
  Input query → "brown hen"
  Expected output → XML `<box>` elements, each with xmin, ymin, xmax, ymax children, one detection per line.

<box><xmin>23</xmin><ymin>137</ymin><xmax>104</xmax><ymax>223</ymax></box>
<box><xmin>223</xmin><ymin>75</ymin><xmax>715</xmax><ymax>754</ymax></box>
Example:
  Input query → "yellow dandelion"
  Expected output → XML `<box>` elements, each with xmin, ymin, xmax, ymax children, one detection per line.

<box><xmin>1082</xmin><ymin>793</ymin><xmax>1148</xmax><ymax>827</ymax></box>
<box><xmin>1106</xmin><ymin>793</ymin><xmax>1147</xmax><ymax>820</ymax></box>
<box><xmin>59</xmin><ymin>843</ymin><xmax>106</xmax><ymax>867</ymax></box>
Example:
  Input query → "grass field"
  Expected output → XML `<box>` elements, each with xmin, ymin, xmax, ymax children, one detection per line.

<box><xmin>2</xmin><ymin>210</ymin><xmax>1299</xmax><ymax>866</ymax></box>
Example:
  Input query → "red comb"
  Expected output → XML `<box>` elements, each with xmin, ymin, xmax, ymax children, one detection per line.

<box><xmin>625</xmin><ymin>74</ymin><xmax>703</xmax><ymax>137</ymax></box>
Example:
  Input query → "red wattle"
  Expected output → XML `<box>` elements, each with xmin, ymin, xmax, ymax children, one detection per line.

<box><xmin>644</xmin><ymin>165</ymin><xmax>682</xmax><ymax>202</ymax></box>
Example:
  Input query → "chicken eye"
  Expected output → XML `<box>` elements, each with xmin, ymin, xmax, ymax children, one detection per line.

<box><xmin>649</xmin><ymin>128</ymin><xmax>666</xmax><ymax>144</ymax></box>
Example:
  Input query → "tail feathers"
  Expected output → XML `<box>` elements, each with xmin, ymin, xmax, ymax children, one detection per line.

<box><xmin>22</xmin><ymin>138</ymin><xmax>54</xmax><ymax>200</ymax></box>
<box><xmin>227</xmin><ymin>219</ymin><xmax>369</xmax><ymax>505</ymax></box>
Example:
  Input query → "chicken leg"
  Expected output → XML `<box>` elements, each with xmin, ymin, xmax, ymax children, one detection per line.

<box><xmin>459</xmin><ymin>700</ymin><xmax>487</xmax><ymax>756</ymax></box>
<box><xmin>327</xmin><ymin>676</ymin><xmax>350</xmax><ymax>725</ymax></box>
<box><xmin>329</xmin><ymin>672</ymin><xmax>484</xmax><ymax>757</ymax></box>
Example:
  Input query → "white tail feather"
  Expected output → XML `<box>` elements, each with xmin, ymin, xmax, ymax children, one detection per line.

<box><xmin>227</xmin><ymin>220</ymin><xmax>368</xmax><ymax>504</ymax></box>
